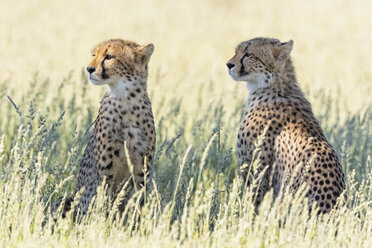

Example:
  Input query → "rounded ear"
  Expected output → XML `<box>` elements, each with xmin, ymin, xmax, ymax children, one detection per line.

<box><xmin>272</xmin><ymin>40</ymin><xmax>293</xmax><ymax>61</ymax></box>
<box><xmin>136</xmin><ymin>43</ymin><xmax>154</xmax><ymax>64</ymax></box>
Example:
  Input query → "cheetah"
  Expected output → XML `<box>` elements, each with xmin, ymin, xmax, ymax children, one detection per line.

<box><xmin>226</xmin><ymin>37</ymin><xmax>345</xmax><ymax>213</ymax></box>
<box><xmin>72</xmin><ymin>39</ymin><xmax>156</xmax><ymax>218</ymax></box>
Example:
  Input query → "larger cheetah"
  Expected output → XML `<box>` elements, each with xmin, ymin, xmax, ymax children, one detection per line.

<box><xmin>226</xmin><ymin>37</ymin><xmax>345</xmax><ymax>213</ymax></box>
<box><xmin>71</xmin><ymin>39</ymin><xmax>156</xmax><ymax>218</ymax></box>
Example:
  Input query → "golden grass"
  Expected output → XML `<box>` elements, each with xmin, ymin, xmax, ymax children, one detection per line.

<box><xmin>0</xmin><ymin>0</ymin><xmax>371</xmax><ymax>247</ymax></box>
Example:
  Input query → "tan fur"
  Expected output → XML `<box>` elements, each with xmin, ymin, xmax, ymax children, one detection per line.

<box><xmin>227</xmin><ymin>37</ymin><xmax>345</xmax><ymax>213</ymax></box>
<box><xmin>75</xmin><ymin>39</ymin><xmax>156</xmax><ymax>217</ymax></box>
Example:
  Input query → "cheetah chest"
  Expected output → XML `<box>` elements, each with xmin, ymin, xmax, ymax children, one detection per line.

<box><xmin>93</xmin><ymin>96</ymin><xmax>155</xmax><ymax>188</ymax></box>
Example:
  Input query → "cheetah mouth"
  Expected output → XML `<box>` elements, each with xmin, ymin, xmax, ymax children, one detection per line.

<box><xmin>228</xmin><ymin>68</ymin><xmax>241</xmax><ymax>81</ymax></box>
<box><xmin>228</xmin><ymin>68</ymin><xmax>236</xmax><ymax>77</ymax></box>
<box><xmin>89</xmin><ymin>75</ymin><xmax>101</xmax><ymax>82</ymax></box>
<box><xmin>88</xmin><ymin>75</ymin><xmax>105</xmax><ymax>85</ymax></box>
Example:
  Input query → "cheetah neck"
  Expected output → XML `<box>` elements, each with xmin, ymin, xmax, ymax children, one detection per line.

<box><xmin>105</xmin><ymin>78</ymin><xmax>148</xmax><ymax>103</ymax></box>
<box><xmin>246</xmin><ymin>74</ymin><xmax>274</xmax><ymax>95</ymax></box>
<box><xmin>246</xmin><ymin>64</ymin><xmax>311</xmax><ymax>107</ymax></box>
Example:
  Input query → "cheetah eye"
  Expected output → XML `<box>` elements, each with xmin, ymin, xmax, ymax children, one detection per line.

<box><xmin>92</xmin><ymin>54</ymin><xmax>95</xmax><ymax>57</ymax></box>
<box><xmin>105</xmin><ymin>54</ymin><xmax>114</xmax><ymax>60</ymax></box>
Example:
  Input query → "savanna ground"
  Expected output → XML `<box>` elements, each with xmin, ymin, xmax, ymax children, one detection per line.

<box><xmin>0</xmin><ymin>0</ymin><xmax>371</xmax><ymax>247</ymax></box>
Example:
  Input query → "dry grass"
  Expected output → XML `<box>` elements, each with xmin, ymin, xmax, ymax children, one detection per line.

<box><xmin>0</xmin><ymin>0</ymin><xmax>371</xmax><ymax>247</ymax></box>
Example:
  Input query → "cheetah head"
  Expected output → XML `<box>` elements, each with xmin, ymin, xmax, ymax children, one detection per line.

<box><xmin>226</xmin><ymin>37</ymin><xmax>293</xmax><ymax>91</ymax></box>
<box><xmin>87</xmin><ymin>39</ymin><xmax>154</xmax><ymax>86</ymax></box>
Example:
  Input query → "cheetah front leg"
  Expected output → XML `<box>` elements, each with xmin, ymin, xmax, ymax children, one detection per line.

<box><xmin>240</xmin><ymin>142</ymin><xmax>274</xmax><ymax>209</ymax></box>
<box><xmin>96</xmin><ymin>141</ymin><xmax>133</xmax><ymax>194</ymax></box>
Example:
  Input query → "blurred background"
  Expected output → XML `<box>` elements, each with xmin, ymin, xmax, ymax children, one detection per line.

<box><xmin>1</xmin><ymin>0</ymin><xmax>371</xmax><ymax>114</ymax></box>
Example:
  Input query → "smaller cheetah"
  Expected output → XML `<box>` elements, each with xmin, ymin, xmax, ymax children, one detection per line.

<box><xmin>72</xmin><ymin>39</ymin><xmax>156</xmax><ymax>218</ymax></box>
<box><xmin>226</xmin><ymin>37</ymin><xmax>345</xmax><ymax>213</ymax></box>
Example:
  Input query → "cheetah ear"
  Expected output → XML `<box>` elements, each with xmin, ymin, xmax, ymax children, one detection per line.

<box><xmin>135</xmin><ymin>44</ymin><xmax>154</xmax><ymax>64</ymax></box>
<box><xmin>272</xmin><ymin>40</ymin><xmax>293</xmax><ymax>62</ymax></box>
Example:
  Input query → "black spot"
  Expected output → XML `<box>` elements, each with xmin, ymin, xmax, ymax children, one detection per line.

<box><xmin>105</xmin><ymin>161</ymin><xmax>113</xmax><ymax>169</ymax></box>
<box><xmin>137</xmin><ymin>171</ymin><xmax>145</xmax><ymax>177</ymax></box>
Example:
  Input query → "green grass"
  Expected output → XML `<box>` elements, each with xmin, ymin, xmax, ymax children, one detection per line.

<box><xmin>1</xmin><ymin>0</ymin><xmax>372</xmax><ymax>246</ymax></box>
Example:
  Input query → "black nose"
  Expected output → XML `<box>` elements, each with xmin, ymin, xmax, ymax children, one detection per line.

<box><xmin>87</xmin><ymin>66</ymin><xmax>96</xmax><ymax>74</ymax></box>
<box><xmin>226</xmin><ymin>62</ymin><xmax>235</xmax><ymax>69</ymax></box>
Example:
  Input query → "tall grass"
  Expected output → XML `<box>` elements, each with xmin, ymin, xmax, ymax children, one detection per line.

<box><xmin>0</xmin><ymin>73</ymin><xmax>371</xmax><ymax>247</ymax></box>
<box><xmin>1</xmin><ymin>0</ymin><xmax>372</xmax><ymax>246</ymax></box>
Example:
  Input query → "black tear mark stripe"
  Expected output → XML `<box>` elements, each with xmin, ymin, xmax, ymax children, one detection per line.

<box><xmin>102</xmin><ymin>49</ymin><xmax>109</xmax><ymax>79</ymax></box>
<box><xmin>239</xmin><ymin>53</ymin><xmax>250</xmax><ymax>76</ymax></box>
<box><xmin>101</xmin><ymin>59</ymin><xmax>108</xmax><ymax>79</ymax></box>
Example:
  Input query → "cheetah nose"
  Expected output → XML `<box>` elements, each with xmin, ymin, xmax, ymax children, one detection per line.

<box><xmin>86</xmin><ymin>66</ymin><xmax>96</xmax><ymax>74</ymax></box>
<box><xmin>226</xmin><ymin>62</ymin><xmax>235</xmax><ymax>69</ymax></box>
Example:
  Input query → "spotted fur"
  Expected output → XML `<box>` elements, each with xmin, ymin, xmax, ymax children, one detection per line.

<box><xmin>227</xmin><ymin>37</ymin><xmax>345</xmax><ymax>213</ymax></box>
<box><xmin>74</xmin><ymin>39</ymin><xmax>156</xmax><ymax>217</ymax></box>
